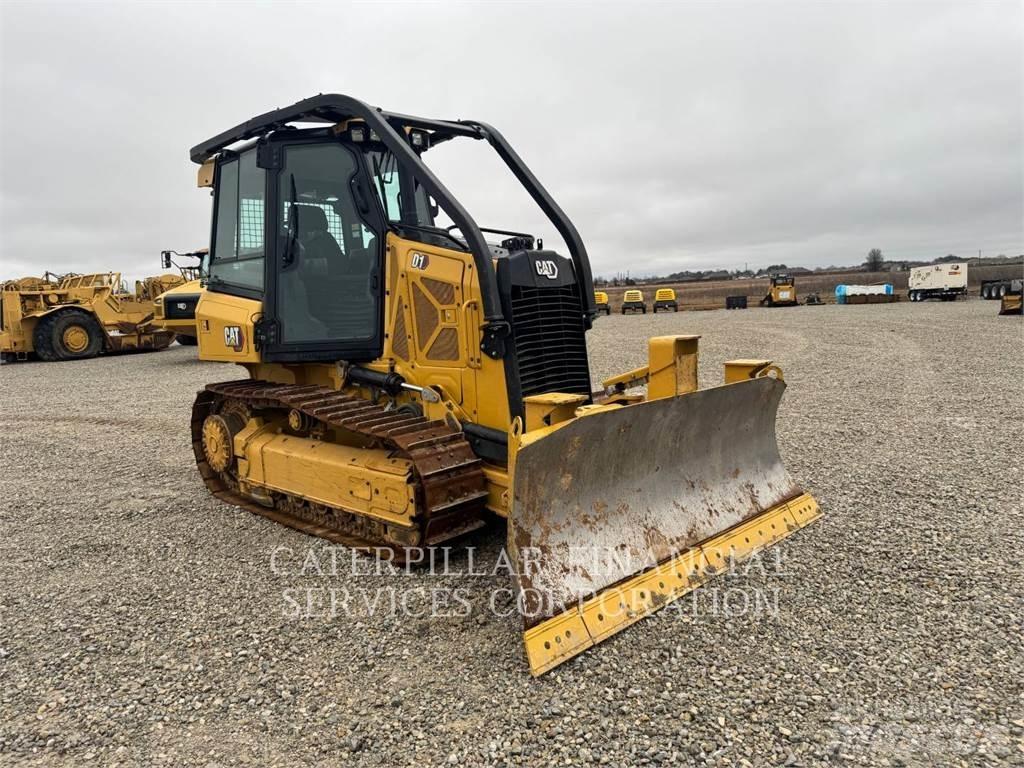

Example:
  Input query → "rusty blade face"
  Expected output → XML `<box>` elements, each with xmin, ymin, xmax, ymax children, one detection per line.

<box><xmin>508</xmin><ymin>376</ymin><xmax>802</xmax><ymax>625</ymax></box>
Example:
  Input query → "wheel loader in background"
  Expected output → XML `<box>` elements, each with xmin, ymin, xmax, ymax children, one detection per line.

<box><xmin>1</xmin><ymin>271</ymin><xmax>179</xmax><ymax>362</ymax></box>
<box><xmin>153</xmin><ymin>249</ymin><xmax>209</xmax><ymax>345</ymax></box>
<box><xmin>186</xmin><ymin>94</ymin><xmax>821</xmax><ymax>675</ymax></box>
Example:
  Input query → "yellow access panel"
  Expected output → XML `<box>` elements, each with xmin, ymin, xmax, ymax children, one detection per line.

<box><xmin>195</xmin><ymin>291</ymin><xmax>262</xmax><ymax>363</ymax></box>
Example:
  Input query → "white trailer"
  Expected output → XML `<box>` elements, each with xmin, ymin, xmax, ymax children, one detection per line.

<box><xmin>908</xmin><ymin>263</ymin><xmax>968</xmax><ymax>302</ymax></box>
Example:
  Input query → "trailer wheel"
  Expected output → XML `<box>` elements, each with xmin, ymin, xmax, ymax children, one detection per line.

<box><xmin>982</xmin><ymin>285</ymin><xmax>991</xmax><ymax>299</ymax></box>
<box><xmin>998</xmin><ymin>284</ymin><xmax>1008</xmax><ymax>298</ymax></box>
<box><xmin>33</xmin><ymin>310</ymin><xmax>104</xmax><ymax>361</ymax></box>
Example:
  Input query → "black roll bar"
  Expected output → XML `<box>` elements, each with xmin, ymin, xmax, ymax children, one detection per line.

<box><xmin>189</xmin><ymin>94</ymin><xmax>596</xmax><ymax>355</ymax></box>
<box><xmin>459</xmin><ymin>120</ymin><xmax>597</xmax><ymax>321</ymax></box>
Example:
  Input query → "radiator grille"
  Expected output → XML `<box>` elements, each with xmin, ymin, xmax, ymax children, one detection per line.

<box><xmin>509</xmin><ymin>284</ymin><xmax>591</xmax><ymax>398</ymax></box>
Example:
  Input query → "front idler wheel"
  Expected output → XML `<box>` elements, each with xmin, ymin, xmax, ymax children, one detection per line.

<box><xmin>202</xmin><ymin>409</ymin><xmax>247</xmax><ymax>473</ymax></box>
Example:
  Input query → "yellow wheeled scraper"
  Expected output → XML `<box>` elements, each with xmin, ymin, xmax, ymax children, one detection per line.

<box><xmin>186</xmin><ymin>95</ymin><xmax>820</xmax><ymax>675</ymax></box>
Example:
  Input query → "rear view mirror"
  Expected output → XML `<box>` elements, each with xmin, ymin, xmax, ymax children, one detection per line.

<box><xmin>161</xmin><ymin>251</ymin><xmax>172</xmax><ymax>269</ymax></box>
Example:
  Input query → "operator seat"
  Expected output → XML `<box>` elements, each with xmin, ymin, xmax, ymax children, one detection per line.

<box><xmin>321</xmin><ymin>234</ymin><xmax>378</xmax><ymax>338</ymax></box>
<box><xmin>293</xmin><ymin>204</ymin><xmax>342</xmax><ymax>277</ymax></box>
<box><xmin>278</xmin><ymin>204</ymin><xmax>341</xmax><ymax>341</ymax></box>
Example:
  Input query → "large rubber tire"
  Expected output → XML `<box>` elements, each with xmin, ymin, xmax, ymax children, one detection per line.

<box><xmin>998</xmin><ymin>284</ymin><xmax>1008</xmax><ymax>298</ymax></box>
<box><xmin>176</xmin><ymin>334</ymin><xmax>199</xmax><ymax>346</ymax></box>
<box><xmin>33</xmin><ymin>310</ymin><xmax>104</xmax><ymax>361</ymax></box>
<box><xmin>982</xmin><ymin>285</ymin><xmax>991</xmax><ymax>300</ymax></box>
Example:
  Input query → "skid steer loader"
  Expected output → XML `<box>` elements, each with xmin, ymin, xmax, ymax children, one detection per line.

<box><xmin>1</xmin><ymin>272</ymin><xmax>178</xmax><ymax>362</ymax></box>
<box><xmin>187</xmin><ymin>94</ymin><xmax>820</xmax><ymax>675</ymax></box>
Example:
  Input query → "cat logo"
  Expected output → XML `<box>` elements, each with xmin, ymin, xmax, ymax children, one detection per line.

<box><xmin>223</xmin><ymin>325</ymin><xmax>244</xmax><ymax>352</ymax></box>
<box><xmin>535</xmin><ymin>259</ymin><xmax>559</xmax><ymax>280</ymax></box>
<box><xmin>410</xmin><ymin>252</ymin><xmax>430</xmax><ymax>270</ymax></box>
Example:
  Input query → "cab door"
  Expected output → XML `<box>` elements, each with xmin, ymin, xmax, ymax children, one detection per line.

<box><xmin>261</xmin><ymin>138</ymin><xmax>386</xmax><ymax>363</ymax></box>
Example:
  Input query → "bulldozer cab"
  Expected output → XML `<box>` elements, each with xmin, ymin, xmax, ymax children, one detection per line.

<box><xmin>194</xmin><ymin>95</ymin><xmax>595</xmax><ymax>373</ymax></box>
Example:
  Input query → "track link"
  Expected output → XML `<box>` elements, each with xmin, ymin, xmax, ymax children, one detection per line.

<box><xmin>191</xmin><ymin>380</ymin><xmax>490</xmax><ymax>559</ymax></box>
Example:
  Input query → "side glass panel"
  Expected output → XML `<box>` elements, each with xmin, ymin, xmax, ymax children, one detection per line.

<box><xmin>209</xmin><ymin>151</ymin><xmax>264</xmax><ymax>292</ymax></box>
<box><xmin>212</xmin><ymin>160</ymin><xmax>238</xmax><ymax>261</ymax></box>
<box><xmin>367</xmin><ymin>149</ymin><xmax>432</xmax><ymax>226</ymax></box>
<box><xmin>277</xmin><ymin>143</ymin><xmax>380</xmax><ymax>345</ymax></box>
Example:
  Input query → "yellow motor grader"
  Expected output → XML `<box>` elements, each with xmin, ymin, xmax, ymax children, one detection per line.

<box><xmin>1</xmin><ymin>271</ymin><xmax>179</xmax><ymax>362</ymax></box>
<box><xmin>187</xmin><ymin>94</ymin><xmax>821</xmax><ymax>675</ymax></box>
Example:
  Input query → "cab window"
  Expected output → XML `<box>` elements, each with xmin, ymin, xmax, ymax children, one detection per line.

<box><xmin>276</xmin><ymin>142</ymin><xmax>381</xmax><ymax>345</ymax></box>
<box><xmin>210</xmin><ymin>150</ymin><xmax>265</xmax><ymax>292</ymax></box>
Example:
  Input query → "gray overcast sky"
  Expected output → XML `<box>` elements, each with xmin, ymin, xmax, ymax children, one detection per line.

<box><xmin>1</xmin><ymin>1</ymin><xmax>1021</xmax><ymax>282</ymax></box>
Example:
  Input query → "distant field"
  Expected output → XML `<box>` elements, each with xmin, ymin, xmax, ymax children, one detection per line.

<box><xmin>597</xmin><ymin>263</ymin><xmax>1023</xmax><ymax>312</ymax></box>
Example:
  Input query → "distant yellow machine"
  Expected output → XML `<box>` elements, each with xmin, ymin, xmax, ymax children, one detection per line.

<box><xmin>621</xmin><ymin>288</ymin><xmax>647</xmax><ymax>314</ymax></box>
<box><xmin>593</xmin><ymin>290</ymin><xmax>611</xmax><ymax>315</ymax></box>
<box><xmin>760</xmin><ymin>273</ymin><xmax>798</xmax><ymax>307</ymax></box>
<box><xmin>652</xmin><ymin>288</ymin><xmax>678</xmax><ymax>312</ymax></box>
<box><xmin>999</xmin><ymin>279</ymin><xmax>1023</xmax><ymax>315</ymax></box>
<box><xmin>183</xmin><ymin>94</ymin><xmax>820</xmax><ymax>676</ymax></box>
<box><xmin>0</xmin><ymin>272</ymin><xmax>179</xmax><ymax>362</ymax></box>
<box><xmin>153</xmin><ymin>249</ymin><xmax>208</xmax><ymax>345</ymax></box>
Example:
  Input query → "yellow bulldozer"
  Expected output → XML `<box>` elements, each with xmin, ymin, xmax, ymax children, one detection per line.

<box><xmin>998</xmin><ymin>279</ymin><xmax>1023</xmax><ymax>316</ymax></box>
<box><xmin>1</xmin><ymin>271</ymin><xmax>179</xmax><ymax>362</ymax></box>
<box><xmin>186</xmin><ymin>94</ymin><xmax>820</xmax><ymax>675</ymax></box>
<box><xmin>760</xmin><ymin>273</ymin><xmax>799</xmax><ymax>307</ymax></box>
<box><xmin>153</xmin><ymin>249</ymin><xmax>209</xmax><ymax>345</ymax></box>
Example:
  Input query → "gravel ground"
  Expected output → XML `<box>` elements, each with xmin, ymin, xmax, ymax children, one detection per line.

<box><xmin>1</xmin><ymin>300</ymin><xmax>1022</xmax><ymax>767</ymax></box>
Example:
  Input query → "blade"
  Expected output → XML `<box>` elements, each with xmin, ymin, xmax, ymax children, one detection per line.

<box><xmin>509</xmin><ymin>375</ymin><xmax>802</xmax><ymax>626</ymax></box>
